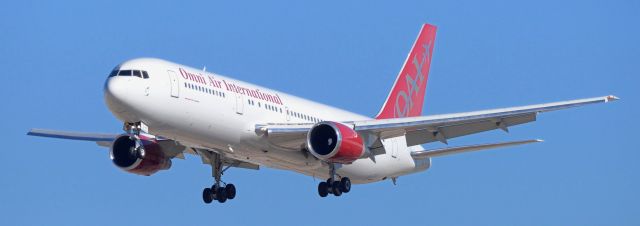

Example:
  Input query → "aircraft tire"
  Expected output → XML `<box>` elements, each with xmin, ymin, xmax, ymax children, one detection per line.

<box><xmin>332</xmin><ymin>181</ymin><xmax>342</xmax><ymax>196</ymax></box>
<box><xmin>203</xmin><ymin>188</ymin><xmax>213</xmax><ymax>204</ymax></box>
<box><xmin>217</xmin><ymin>187</ymin><xmax>228</xmax><ymax>203</ymax></box>
<box><xmin>340</xmin><ymin>177</ymin><xmax>351</xmax><ymax>193</ymax></box>
<box><xmin>226</xmin><ymin>184</ymin><xmax>236</xmax><ymax>200</ymax></box>
<box><xmin>318</xmin><ymin>182</ymin><xmax>329</xmax><ymax>197</ymax></box>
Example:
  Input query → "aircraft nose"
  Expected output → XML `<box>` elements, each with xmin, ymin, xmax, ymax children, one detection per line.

<box><xmin>104</xmin><ymin>77</ymin><xmax>130</xmax><ymax>110</ymax></box>
<box><xmin>104</xmin><ymin>77</ymin><xmax>128</xmax><ymax>101</ymax></box>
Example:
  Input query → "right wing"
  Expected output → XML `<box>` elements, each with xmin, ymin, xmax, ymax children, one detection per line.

<box><xmin>258</xmin><ymin>95</ymin><xmax>618</xmax><ymax>149</ymax></box>
<box><xmin>354</xmin><ymin>95</ymin><xmax>619</xmax><ymax>146</ymax></box>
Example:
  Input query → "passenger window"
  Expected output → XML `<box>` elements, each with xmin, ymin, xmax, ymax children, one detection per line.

<box><xmin>118</xmin><ymin>70</ymin><xmax>132</xmax><ymax>76</ymax></box>
<box><xmin>133</xmin><ymin>70</ymin><xmax>142</xmax><ymax>78</ymax></box>
<box><xmin>142</xmin><ymin>71</ymin><xmax>149</xmax><ymax>79</ymax></box>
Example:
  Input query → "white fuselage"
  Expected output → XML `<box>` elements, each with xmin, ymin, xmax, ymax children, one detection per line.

<box><xmin>104</xmin><ymin>58</ymin><xmax>430</xmax><ymax>184</ymax></box>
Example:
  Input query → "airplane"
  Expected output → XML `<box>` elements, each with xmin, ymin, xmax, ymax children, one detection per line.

<box><xmin>28</xmin><ymin>24</ymin><xmax>618</xmax><ymax>204</ymax></box>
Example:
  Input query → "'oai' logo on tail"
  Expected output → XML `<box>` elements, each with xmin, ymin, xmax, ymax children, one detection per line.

<box><xmin>394</xmin><ymin>42</ymin><xmax>431</xmax><ymax>118</ymax></box>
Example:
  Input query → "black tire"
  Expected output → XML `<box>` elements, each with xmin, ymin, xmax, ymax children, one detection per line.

<box><xmin>332</xmin><ymin>181</ymin><xmax>342</xmax><ymax>196</ymax></box>
<box><xmin>226</xmin><ymin>184</ymin><xmax>237</xmax><ymax>200</ymax></box>
<box><xmin>340</xmin><ymin>177</ymin><xmax>351</xmax><ymax>193</ymax></box>
<box><xmin>318</xmin><ymin>182</ymin><xmax>329</xmax><ymax>197</ymax></box>
<box><xmin>217</xmin><ymin>187</ymin><xmax>228</xmax><ymax>203</ymax></box>
<box><xmin>202</xmin><ymin>188</ymin><xmax>213</xmax><ymax>204</ymax></box>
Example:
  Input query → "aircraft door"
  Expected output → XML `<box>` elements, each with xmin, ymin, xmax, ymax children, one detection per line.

<box><xmin>235</xmin><ymin>93</ymin><xmax>244</xmax><ymax>115</ymax></box>
<box><xmin>285</xmin><ymin>107</ymin><xmax>291</xmax><ymax>121</ymax></box>
<box><xmin>167</xmin><ymin>70</ymin><xmax>180</xmax><ymax>98</ymax></box>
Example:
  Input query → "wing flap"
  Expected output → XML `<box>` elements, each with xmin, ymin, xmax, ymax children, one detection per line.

<box><xmin>404</xmin><ymin>113</ymin><xmax>536</xmax><ymax>146</ymax></box>
<box><xmin>411</xmin><ymin>139</ymin><xmax>543</xmax><ymax>158</ymax></box>
<box><xmin>195</xmin><ymin>148</ymin><xmax>260</xmax><ymax>171</ymax></box>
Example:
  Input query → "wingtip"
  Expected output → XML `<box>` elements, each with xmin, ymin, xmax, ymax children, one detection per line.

<box><xmin>534</xmin><ymin>139</ymin><xmax>545</xmax><ymax>142</ymax></box>
<box><xmin>26</xmin><ymin>129</ymin><xmax>37</xmax><ymax>136</ymax></box>
<box><xmin>606</xmin><ymin>95</ymin><xmax>620</xmax><ymax>102</ymax></box>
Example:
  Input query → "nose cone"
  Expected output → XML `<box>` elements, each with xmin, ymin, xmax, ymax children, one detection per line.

<box><xmin>104</xmin><ymin>77</ymin><xmax>133</xmax><ymax>119</ymax></box>
<box><xmin>104</xmin><ymin>77</ymin><xmax>128</xmax><ymax>104</ymax></box>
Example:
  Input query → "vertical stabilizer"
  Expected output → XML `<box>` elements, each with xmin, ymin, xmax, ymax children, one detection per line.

<box><xmin>375</xmin><ymin>24</ymin><xmax>437</xmax><ymax>119</ymax></box>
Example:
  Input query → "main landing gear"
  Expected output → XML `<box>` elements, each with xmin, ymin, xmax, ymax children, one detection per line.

<box><xmin>201</xmin><ymin>151</ymin><xmax>236</xmax><ymax>204</ymax></box>
<box><xmin>317</xmin><ymin>164</ymin><xmax>351</xmax><ymax>197</ymax></box>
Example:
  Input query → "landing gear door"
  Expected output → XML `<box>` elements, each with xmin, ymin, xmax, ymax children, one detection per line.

<box><xmin>382</xmin><ymin>137</ymin><xmax>402</xmax><ymax>158</ymax></box>
<box><xmin>167</xmin><ymin>70</ymin><xmax>179</xmax><ymax>98</ymax></box>
<box><xmin>391</xmin><ymin>139</ymin><xmax>398</xmax><ymax>158</ymax></box>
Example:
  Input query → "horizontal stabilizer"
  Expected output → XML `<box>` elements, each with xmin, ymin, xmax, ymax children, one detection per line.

<box><xmin>411</xmin><ymin>139</ymin><xmax>542</xmax><ymax>159</ymax></box>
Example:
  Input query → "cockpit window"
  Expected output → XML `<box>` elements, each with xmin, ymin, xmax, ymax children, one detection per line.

<box><xmin>108</xmin><ymin>70</ymin><xmax>118</xmax><ymax>77</ymax></box>
<box><xmin>118</xmin><ymin>70</ymin><xmax>132</xmax><ymax>76</ymax></box>
<box><xmin>111</xmin><ymin>69</ymin><xmax>150</xmax><ymax>79</ymax></box>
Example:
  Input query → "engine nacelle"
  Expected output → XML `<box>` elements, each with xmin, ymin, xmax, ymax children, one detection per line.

<box><xmin>306</xmin><ymin>121</ymin><xmax>365</xmax><ymax>164</ymax></box>
<box><xmin>109</xmin><ymin>135</ymin><xmax>171</xmax><ymax>176</ymax></box>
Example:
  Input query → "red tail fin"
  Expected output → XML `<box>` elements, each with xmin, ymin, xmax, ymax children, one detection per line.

<box><xmin>375</xmin><ymin>24</ymin><xmax>436</xmax><ymax>119</ymax></box>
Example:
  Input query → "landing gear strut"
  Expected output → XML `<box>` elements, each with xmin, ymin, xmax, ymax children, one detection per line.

<box><xmin>200</xmin><ymin>151</ymin><xmax>236</xmax><ymax>204</ymax></box>
<box><xmin>317</xmin><ymin>163</ymin><xmax>351</xmax><ymax>198</ymax></box>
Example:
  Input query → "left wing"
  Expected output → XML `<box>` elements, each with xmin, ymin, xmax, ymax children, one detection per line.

<box><xmin>27</xmin><ymin>128</ymin><xmax>119</xmax><ymax>147</ymax></box>
<box><xmin>257</xmin><ymin>95</ymin><xmax>618</xmax><ymax>149</ymax></box>
<box><xmin>27</xmin><ymin>128</ymin><xmax>259</xmax><ymax>170</ymax></box>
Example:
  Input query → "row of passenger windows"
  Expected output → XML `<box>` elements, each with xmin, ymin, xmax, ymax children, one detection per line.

<box><xmin>247</xmin><ymin>99</ymin><xmax>282</xmax><ymax>113</ymax></box>
<box><xmin>289</xmin><ymin>110</ymin><xmax>322</xmax><ymax>123</ymax></box>
<box><xmin>246</xmin><ymin>99</ymin><xmax>320</xmax><ymax>122</ymax></box>
<box><xmin>183</xmin><ymin>83</ymin><xmax>321</xmax><ymax>123</ymax></box>
<box><xmin>185</xmin><ymin>83</ymin><xmax>226</xmax><ymax>98</ymax></box>
<box><xmin>109</xmin><ymin>69</ymin><xmax>150</xmax><ymax>79</ymax></box>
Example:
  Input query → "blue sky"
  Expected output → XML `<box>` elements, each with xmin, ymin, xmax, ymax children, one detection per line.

<box><xmin>1</xmin><ymin>0</ymin><xmax>638</xmax><ymax>225</ymax></box>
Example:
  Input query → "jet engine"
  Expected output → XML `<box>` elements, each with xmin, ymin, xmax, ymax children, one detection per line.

<box><xmin>110</xmin><ymin>135</ymin><xmax>172</xmax><ymax>176</ymax></box>
<box><xmin>306</xmin><ymin>121</ymin><xmax>365</xmax><ymax>164</ymax></box>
